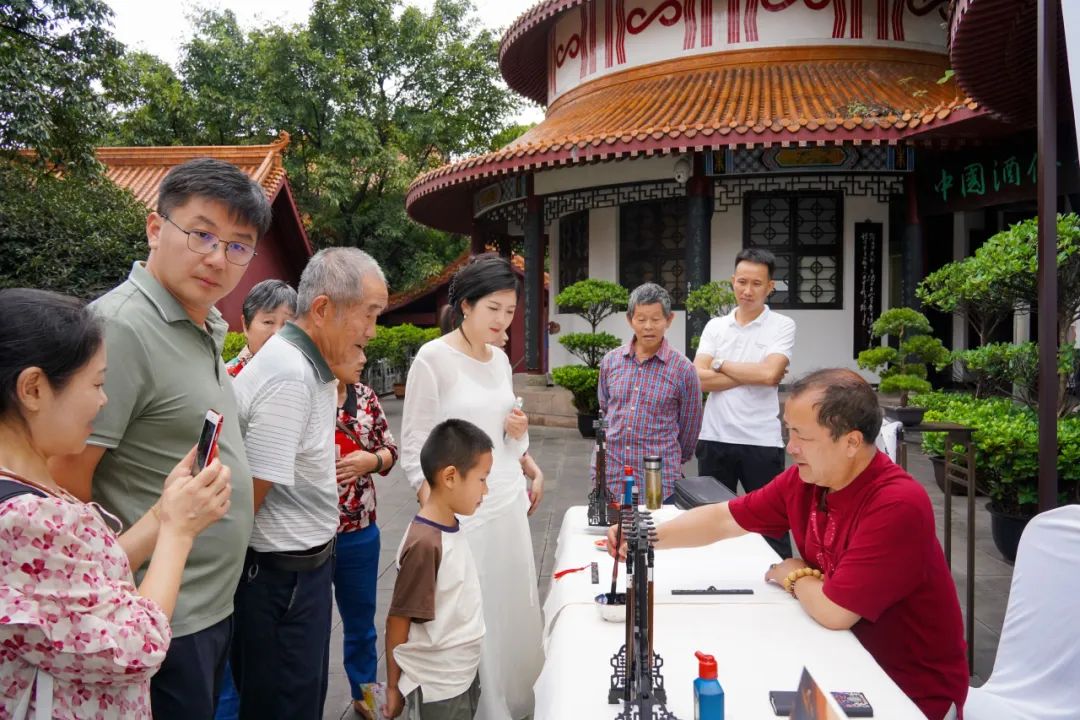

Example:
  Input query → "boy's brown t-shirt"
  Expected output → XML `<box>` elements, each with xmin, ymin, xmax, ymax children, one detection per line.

<box><xmin>390</xmin><ymin>516</ymin><xmax>484</xmax><ymax>703</ymax></box>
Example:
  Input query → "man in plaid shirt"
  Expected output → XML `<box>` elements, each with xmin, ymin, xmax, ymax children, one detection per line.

<box><xmin>598</xmin><ymin>282</ymin><xmax>703</xmax><ymax>502</ymax></box>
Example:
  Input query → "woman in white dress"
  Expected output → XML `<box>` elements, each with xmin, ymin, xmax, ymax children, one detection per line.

<box><xmin>400</xmin><ymin>254</ymin><xmax>545</xmax><ymax>720</ymax></box>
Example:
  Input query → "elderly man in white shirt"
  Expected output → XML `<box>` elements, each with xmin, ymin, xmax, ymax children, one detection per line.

<box><xmin>231</xmin><ymin>248</ymin><xmax>388</xmax><ymax>719</ymax></box>
<box><xmin>693</xmin><ymin>247</ymin><xmax>796</xmax><ymax>558</ymax></box>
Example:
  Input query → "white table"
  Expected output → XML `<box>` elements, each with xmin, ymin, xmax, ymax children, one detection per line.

<box><xmin>544</xmin><ymin>506</ymin><xmax>789</xmax><ymax>637</ymax></box>
<box><xmin>535</xmin><ymin>507</ymin><xmax>925</xmax><ymax>719</ymax></box>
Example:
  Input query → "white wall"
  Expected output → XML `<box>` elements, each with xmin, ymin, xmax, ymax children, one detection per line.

<box><xmin>547</xmin><ymin>179</ymin><xmax>891</xmax><ymax>377</ymax></box>
<box><xmin>710</xmin><ymin>185</ymin><xmax>889</xmax><ymax>380</ymax></box>
<box><xmin>549</xmin><ymin>205</ymin><xmax>689</xmax><ymax>369</ymax></box>
<box><xmin>534</xmin><ymin>155</ymin><xmax>683</xmax><ymax>196</ymax></box>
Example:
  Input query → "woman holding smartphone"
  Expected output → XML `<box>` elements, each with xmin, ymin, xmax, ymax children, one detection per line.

<box><xmin>400</xmin><ymin>254</ymin><xmax>544</xmax><ymax>719</ymax></box>
<box><xmin>0</xmin><ymin>289</ymin><xmax>232</xmax><ymax>720</ymax></box>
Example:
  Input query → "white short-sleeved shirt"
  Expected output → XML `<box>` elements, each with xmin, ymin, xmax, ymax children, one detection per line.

<box><xmin>233</xmin><ymin>322</ymin><xmax>339</xmax><ymax>552</ymax></box>
<box><xmin>696</xmin><ymin>306</ymin><xmax>796</xmax><ymax>448</ymax></box>
<box><xmin>389</xmin><ymin>516</ymin><xmax>484</xmax><ymax>703</ymax></box>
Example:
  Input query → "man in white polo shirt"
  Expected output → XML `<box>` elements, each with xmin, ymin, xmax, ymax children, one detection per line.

<box><xmin>694</xmin><ymin>247</ymin><xmax>796</xmax><ymax>558</ymax></box>
<box><xmin>231</xmin><ymin>248</ymin><xmax>388</xmax><ymax>719</ymax></box>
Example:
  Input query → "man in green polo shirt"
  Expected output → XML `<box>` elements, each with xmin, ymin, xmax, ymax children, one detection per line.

<box><xmin>51</xmin><ymin>158</ymin><xmax>271</xmax><ymax>720</ymax></box>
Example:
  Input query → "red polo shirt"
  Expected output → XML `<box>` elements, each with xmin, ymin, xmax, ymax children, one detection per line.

<box><xmin>729</xmin><ymin>451</ymin><xmax>968</xmax><ymax>720</ymax></box>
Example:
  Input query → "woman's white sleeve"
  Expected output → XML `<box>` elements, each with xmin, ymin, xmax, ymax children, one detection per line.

<box><xmin>400</xmin><ymin>353</ymin><xmax>441</xmax><ymax>491</ymax></box>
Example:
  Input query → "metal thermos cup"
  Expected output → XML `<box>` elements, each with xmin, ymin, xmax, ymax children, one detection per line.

<box><xmin>644</xmin><ymin>455</ymin><xmax>662</xmax><ymax>510</ymax></box>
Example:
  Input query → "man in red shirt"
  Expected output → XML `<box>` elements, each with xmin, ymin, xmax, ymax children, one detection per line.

<box><xmin>609</xmin><ymin>368</ymin><xmax>968</xmax><ymax>719</ymax></box>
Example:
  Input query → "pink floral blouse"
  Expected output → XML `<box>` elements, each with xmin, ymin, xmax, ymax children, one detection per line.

<box><xmin>0</xmin><ymin>493</ymin><xmax>171</xmax><ymax>719</ymax></box>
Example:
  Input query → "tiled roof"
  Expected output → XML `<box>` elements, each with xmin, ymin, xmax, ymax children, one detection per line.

<box><xmin>96</xmin><ymin>132</ymin><xmax>291</xmax><ymax>209</ymax></box>
<box><xmin>949</xmin><ymin>0</ymin><xmax>1066</xmax><ymax>125</ymax></box>
<box><xmin>387</xmin><ymin>249</ymin><xmax>549</xmax><ymax>313</ymax></box>
<box><xmin>407</xmin><ymin>47</ymin><xmax>981</xmax><ymax>232</ymax></box>
<box><xmin>499</xmin><ymin>0</ymin><xmax>585</xmax><ymax>104</ymax></box>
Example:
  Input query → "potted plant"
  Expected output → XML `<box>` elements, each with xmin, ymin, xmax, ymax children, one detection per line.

<box><xmin>551</xmin><ymin>279</ymin><xmax>628</xmax><ymax>437</ymax></box>
<box><xmin>550</xmin><ymin>365</ymin><xmax>602</xmax><ymax>437</ymax></box>
<box><xmin>857</xmin><ymin>307</ymin><xmax>950</xmax><ymax>426</ymax></box>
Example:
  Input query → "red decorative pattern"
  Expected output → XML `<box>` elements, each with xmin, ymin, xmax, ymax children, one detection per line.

<box><xmin>728</xmin><ymin>0</ymin><xmax>740</xmax><ymax>43</ymax></box>
<box><xmin>549</xmin><ymin>28</ymin><xmax>557</xmax><ymax>98</ymax></box>
<box><xmin>850</xmin><ymin>0</ymin><xmax>862</xmax><ymax>37</ymax></box>
<box><xmin>684</xmin><ymin>0</ymin><xmax>697</xmax><ymax>49</ymax></box>
<box><xmin>589</xmin><ymin>0</ymin><xmax>598</xmax><ymax>72</ymax></box>
<box><xmin>755</xmin><ymin>0</ymin><xmax>857</xmax><ymax>41</ymax></box>
<box><xmin>555</xmin><ymin>33</ymin><xmax>581</xmax><ymax>67</ymax></box>
<box><xmin>702</xmin><ymin>0</ymin><xmax>713</xmax><ymax>46</ymax></box>
<box><xmin>745</xmin><ymin>0</ymin><xmax>759</xmax><ymax>41</ymax></box>
<box><xmin>605</xmin><ymin>0</ymin><xmax>614</xmax><ymax>67</ymax></box>
<box><xmin>627</xmin><ymin>0</ymin><xmax>682</xmax><ymax>35</ymax></box>
<box><xmin>892</xmin><ymin>0</ymin><xmax>904</xmax><ymax>40</ymax></box>
<box><xmin>616</xmin><ymin>0</ymin><xmax>627</xmax><ymax>63</ymax></box>
<box><xmin>579</xmin><ymin>4</ymin><xmax>589</xmax><ymax>78</ymax></box>
<box><xmin>877</xmin><ymin>0</ymin><xmax>888</xmax><ymax>38</ymax></box>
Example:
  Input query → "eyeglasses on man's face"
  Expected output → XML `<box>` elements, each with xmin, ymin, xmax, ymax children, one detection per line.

<box><xmin>160</xmin><ymin>214</ymin><xmax>258</xmax><ymax>267</ymax></box>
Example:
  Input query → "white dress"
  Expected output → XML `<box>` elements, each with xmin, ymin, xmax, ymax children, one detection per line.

<box><xmin>400</xmin><ymin>339</ymin><xmax>544</xmax><ymax>720</ymax></box>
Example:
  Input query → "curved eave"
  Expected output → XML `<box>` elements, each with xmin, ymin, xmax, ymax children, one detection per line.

<box><xmin>408</xmin><ymin>48</ymin><xmax>984</xmax><ymax>234</ymax></box>
<box><xmin>499</xmin><ymin>0</ymin><xmax>583</xmax><ymax>105</ymax></box>
<box><xmin>949</xmin><ymin>0</ymin><xmax>1067</xmax><ymax>124</ymax></box>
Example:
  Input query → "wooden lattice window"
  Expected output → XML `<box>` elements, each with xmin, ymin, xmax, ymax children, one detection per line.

<box><xmin>743</xmin><ymin>192</ymin><xmax>843</xmax><ymax>309</ymax></box>
<box><xmin>558</xmin><ymin>210</ymin><xmax>589</xmax><ymax>293</ymax></box>
<box><xmin>619</xmin><ymin>197</ymin><xmax>687</xmax><ymax>309</ymax></box>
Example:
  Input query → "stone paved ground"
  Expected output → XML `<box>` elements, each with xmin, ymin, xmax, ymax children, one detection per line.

<box><xmin>322</xmin><ymin>398</ymin><xmax>1008</xmax><ymax>719</ymax></box>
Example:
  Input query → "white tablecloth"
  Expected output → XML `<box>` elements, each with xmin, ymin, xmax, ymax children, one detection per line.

<box><xmin>536</xmin><ymin>506</ymin><xmax>925</xmax><ymax>719</ymax></box>
<box><xmin>544</xmin><ymin>506</ymin><xmax>789</xmax><ymax>637</ymax></box>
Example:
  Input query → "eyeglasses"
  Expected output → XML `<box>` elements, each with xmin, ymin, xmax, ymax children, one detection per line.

<box><xmin>161</xmin><ymin>214</ymin><xmax>258</xmax><ymax>267</ymax></box>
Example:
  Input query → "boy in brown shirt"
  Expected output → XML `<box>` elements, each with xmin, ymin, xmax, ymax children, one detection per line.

<box><xmin>384</xmin><ymin>419</ymin><xmax>492</xmax><ymax>720</ymax></box>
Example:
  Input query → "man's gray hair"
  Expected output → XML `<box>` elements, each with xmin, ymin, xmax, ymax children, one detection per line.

<box><xmin>297</xmin><ymin>247</ymin><xmax>386</xmax><ymax>316</ymax></box>
<box><xmin>627</xmin><ymin>282</ymin><xmax>673</xmax><ymax>318</ymax></box>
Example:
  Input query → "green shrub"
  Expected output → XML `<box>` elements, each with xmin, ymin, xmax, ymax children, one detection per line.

<box><xmin>551</xmin><ymin>365</ymin><xmax>600</xmax><ymax>415</ymax></box>
<box><xmin>0</xmin><ymin>161</ymin><xmax>147</xmax><ymax>299</ymax></box>
<box><xmin>912</xmin><ymin>391</ymin><xmax>1080</xmax><ymax>513</ymax></box>
<box><xmin>558</xmin><ymin>331</ymin><xmax>621</xmax><ymax>368</ymax></box>
<box><xmin>366</xmin><ymin>324</ymin><xmax>441</xmax><ymax>368</ymax></box>
<box><xmin>222</xmin><ymin>331</ymin><xmax>247</xmax><ymax>362</ymax></box>
<box><xmin>685</xmin><ymin>282</ymin><xmax>736</xmax><ymax>317</ymax></box>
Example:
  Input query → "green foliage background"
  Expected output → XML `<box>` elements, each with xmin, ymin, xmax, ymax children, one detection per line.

<box><xmin>1</xmin><ymin>0</ymin><xmax>522</xmax><ymax>298</ymax></box>
<box><xmin>0</xmin><ymin>162</ymin><xmax>146</xmax><ymax>298</ymax></box>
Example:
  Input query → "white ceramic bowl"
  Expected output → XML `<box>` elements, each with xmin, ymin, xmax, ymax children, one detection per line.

<box><xmin>595</xmin><ymin>592</ymin><xmax>626</xmax><ymax>622</ymax></box>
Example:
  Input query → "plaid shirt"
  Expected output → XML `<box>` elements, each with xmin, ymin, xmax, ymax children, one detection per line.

<box><xmin>598</xmin><ymin>337</ymin><xmax>702</xmax><ymax>499</ymax></box>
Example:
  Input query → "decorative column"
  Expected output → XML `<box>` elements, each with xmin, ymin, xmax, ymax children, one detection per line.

<box><xmin>470</xmin><ymin>224</ymin><xmax>486</xmax><ymax>255</ymax></box>
<box><xmin>901</xmin><ymin>174</ymin><xmax>924</xmax><ymax>308</ymax></box>
<box><xmin>524</xmin><ymin>176</ymin><xmax>545</xmax><ymax>372</ymax></box>
<box><xmin>685</xmin><ymin>153</ymin><xmax>712</xmax><ymax>356</ymax></box>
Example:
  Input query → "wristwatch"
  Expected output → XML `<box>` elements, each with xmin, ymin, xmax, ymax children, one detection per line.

<box><xmin>711</xmin><ymin>357</ymin><xmax>725</xmax><ymax>372</ymax></box>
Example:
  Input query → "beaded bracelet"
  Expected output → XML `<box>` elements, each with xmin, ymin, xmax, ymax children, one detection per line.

<box><xmin>783</xmin><ymin>567</ymin><xmax>823</xmax><ymax>595</ymax></box>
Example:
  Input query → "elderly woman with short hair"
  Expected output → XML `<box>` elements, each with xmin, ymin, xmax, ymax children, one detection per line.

<box><xmin>597</xmin><ymin>282</ymin><xmax>702</xmax><ymax>503</ymax></box>
<box><xmin>225</xmin><ymin>279</ymin><xmax>298</xmax><ymax>377</ymax></box>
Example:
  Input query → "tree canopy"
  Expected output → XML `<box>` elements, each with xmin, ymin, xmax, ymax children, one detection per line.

<box><xmin>103</xmin><ymin>0</ymin><xmax>522</xmax><ymax>292</ymax></box>
<box><xmin>1</xmin><ymin>0</ymin><xmax>125</xmax><ymax>172</ymax></box>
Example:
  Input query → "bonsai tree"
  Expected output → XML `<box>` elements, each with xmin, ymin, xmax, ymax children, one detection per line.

<box><xmin>857</xmin><ymin>307</ymin><xmax>950</xmax><ymax>406</ymax></box>
<box><xmin>551</xmin><ymin>279</ymin><xmax>628</xmax><ymax>432</ymax></box>
<box><xmin>554</xmin><ymin>279</ymin><xmax>628</xmax><ymax>368</ymax></box>
<box><xmin>550</xmin><ymin>365</ymin><xmax>601</xmax><ymax>415</ymax></box>
<box><xmin>685</xmin><ymin>281</ymin><xmax>736</xmax><ymax>352</ymax></box>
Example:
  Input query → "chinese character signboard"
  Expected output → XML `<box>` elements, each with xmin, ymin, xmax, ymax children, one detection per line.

<box><xmin>918</xmin><ymin>133</ymin><xmax>1079</xmax><ymax>214</ymax></box>
<box><xmin>853</xmin><ymin>222</ymin><xmax>883</xmax><ymax>359</ymax></box>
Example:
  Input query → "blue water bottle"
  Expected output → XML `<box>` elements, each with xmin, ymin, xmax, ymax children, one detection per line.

<box><xmin>693</xmin><ymin>650</ymin><xmax>724</xmax><ymax>720</ymax></box>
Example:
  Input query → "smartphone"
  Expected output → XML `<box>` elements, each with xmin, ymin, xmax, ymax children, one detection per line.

<box><xmin>193</xmin><ymin>409</ymin><xmax>224</xmax><ymax>474</ymax></box>
<box><xmin>769</xmin><ymin>690</ymin><xmax>874</xmax><ymax>717</ymax></box>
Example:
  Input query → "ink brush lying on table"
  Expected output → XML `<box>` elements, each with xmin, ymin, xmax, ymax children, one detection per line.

<box><xmin>671</xmin><ymin>586</ymin><xmax>754</xmax><ymax>595</ymax></box>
